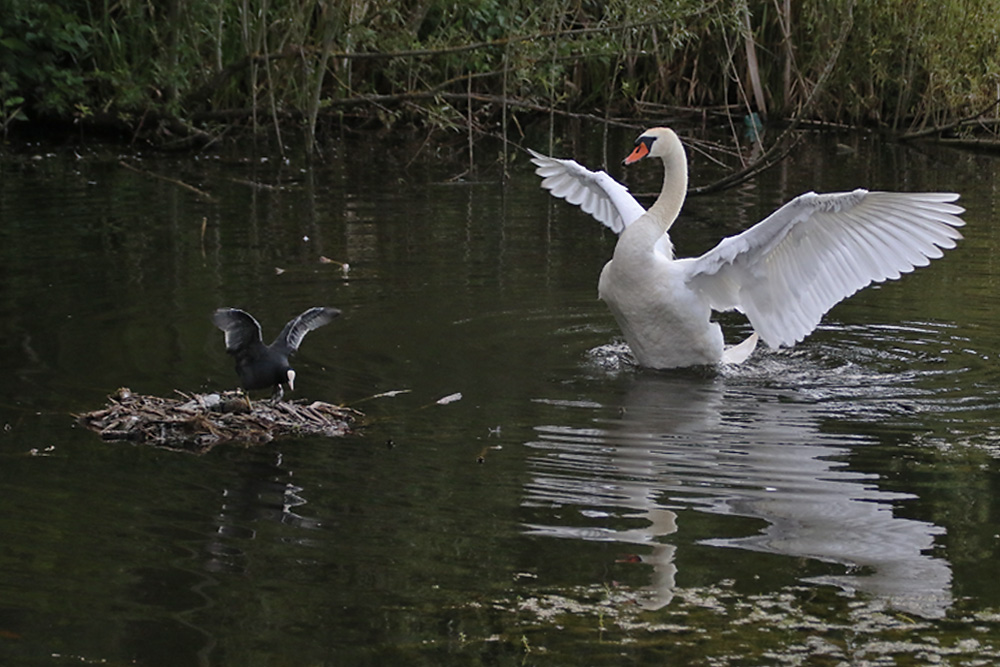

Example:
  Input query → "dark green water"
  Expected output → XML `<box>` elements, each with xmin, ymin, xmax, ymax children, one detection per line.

<box><xmin>2</xmin><ymin>127</ymin><xmax>1000</xmax><ymax>665</ymax></box>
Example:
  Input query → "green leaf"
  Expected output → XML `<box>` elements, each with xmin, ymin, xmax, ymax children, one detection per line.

<box><xmin>0</xmin><ymin>37</ymin><xmax>29</xmax><ymax>52</ymax></box>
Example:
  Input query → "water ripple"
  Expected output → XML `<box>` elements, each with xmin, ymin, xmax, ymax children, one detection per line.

<box><xmin>523</xmin><ymin>352</ymin><xmax>956</xmax><ymax>618</ymax></box>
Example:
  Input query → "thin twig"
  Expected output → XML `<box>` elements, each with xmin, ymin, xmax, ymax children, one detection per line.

<box><xmin>184</xmin><ymin>15</ymin><xmax>696</xmax><ymax>108</ymax></box>
<box><xmin>691</xmin><ymin>0</ymin><xmax>856</xmax><ymax>196</ymax></box>
<box><xmin>118</xmin><ymin>161</ymin><xmax>217</xmax><ymax>201</ymax></box>
<box><xmin>326</xmin><ymin>18</ymin><xmax>690</xmax><ymax>61</ymax></box>
<box><xmin>899</xmin><ymin>96</ymin><xmax>1000</xmax><ymax>141</ymax></box>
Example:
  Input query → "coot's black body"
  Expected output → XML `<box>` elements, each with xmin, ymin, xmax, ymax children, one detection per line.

<box><xmin>212</xmin><ymin>307</ymin><xmax>340</xmax><ymax>400</ymax></box>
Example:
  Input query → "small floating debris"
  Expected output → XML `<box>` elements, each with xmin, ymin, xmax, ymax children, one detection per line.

<box><xmin>76</xmin><ymin>387</ymin><xmax>361</xmax><ymax>453</ymax></box>
<box><xmin>435</xmin><ymin>391</ymin><xmax>463</xmax><ymax>405</ymax></box>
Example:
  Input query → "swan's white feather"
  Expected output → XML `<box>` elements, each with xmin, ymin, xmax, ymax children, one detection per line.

<box><xmin>679</xmin><ymin>190</ymin><xmax>964</xmax><ymax>348</ymax></box>
<box><xmin>528</xmin><ymin>148</ymin><xmax>645</xmax><ymax>234</ymax></box>
<box><xmin>529</xmin><ymin>130</ymin><xmax>964</xmax><ymax>367</ymax></box>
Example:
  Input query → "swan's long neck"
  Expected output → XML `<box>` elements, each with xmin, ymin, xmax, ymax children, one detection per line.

<box><xmin>648</xmin><ymin>146</ymin><xmax>688</xmax><ymax>233</ymax></box>
<box><xmin>615</xmin><ymin>142</ymin><xmax>688</xmax><ymax>259</ymax></box>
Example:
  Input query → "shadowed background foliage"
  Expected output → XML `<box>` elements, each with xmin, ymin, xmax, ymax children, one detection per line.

<box><xmin>2</xmin><ymin>0</ymin><xmax>999</xmax><ymax>149</ymax></box>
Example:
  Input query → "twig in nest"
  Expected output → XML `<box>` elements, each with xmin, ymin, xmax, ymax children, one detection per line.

<box><xmin>76</xmin><ymin>387</ymin><xmax>361</xmax><ymax>453</ymax></box>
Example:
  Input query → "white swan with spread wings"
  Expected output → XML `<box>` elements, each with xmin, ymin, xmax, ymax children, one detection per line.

<box><xmin>530</xmin><ymin>127</ymin><xmax>964</xmax><ymax>369</ymax></box>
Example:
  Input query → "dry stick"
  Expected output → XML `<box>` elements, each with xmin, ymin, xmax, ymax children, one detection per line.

<box><xmin>603</xmin><ymin>28</ymin><xmax>626</xmax><ymax>170</ymax></box>
<box><xmin>899</xmin><ymin>96</ymin><xmax>1000</xmax><ymax>141</ymax></box>
<box><xmin>467</xmin><ymin>75</ymin><xmax>474</xmax><ymax>176</ymax></box>
<box><xmin>690</xmin><ymin>0</ymin><xmax>856</xmax><ymax>196</ymax></box>
<box><xmin>741</xmin><ymin>3</ymin><xmax>767</xmax><ymax>119</ymax></box>
<box><xmin>242</xmin><ymin>0</ymin><xmax>259</xmax><ymax>133</ymax></box>
<box><xmin>306</xmin><ymin>10</ymin><xmax>336</xmax><ymax>156</ymax></box>
<box><xmin>311</xmin><ymin>86</ymin><xmax>640</xmax><ymax>127</ymax></box>
<box><xmin>188</xmin><ymin>90</ymin><xmax>641</xmax><ymax>134</ymax></box>
<box><xmin>934</xmin><ymin>137</ymin><xmax>1000</xmax><ymax>151</ymax></box>
<box><xmin>228</xmin><ymin>177</ymin><xmax>281</xmax><ymax>190</ymax></box>
<box><xmin>261</xmin><ymin>0</ymin><xmax>285</xmax><ymax>158</ymax></box>
<box><xmin>547</xmin><ymin>7</ymin><xmax>562</xmax><ymax>156</ymax></box>
<box><xmin>501</xmin><ymin>42</ymin><xmax>509</xmax><ymax>180</ymax></box>
<box><xmin>719</xmin><ymin>17</ymin><xmax>757</xmax><ymax>164</ymax></box>
<box><xmin>118</xmin><ymin>161</ymin><xmax>217</xmax><ymax>201</ymax></box>
<box><xmin>332</xmin><ymin>18</ymin><xmax>681</xmax><ymax>61</ymax></box>
<box><xmin>184</xmin><ymin>17</ymin><xmax>682</xmax><ymax>107</ymax></box>
<box><xmin>775</xmin><ymin>0</ymin><xmax>794</xmax><ymax>113</ymax></box>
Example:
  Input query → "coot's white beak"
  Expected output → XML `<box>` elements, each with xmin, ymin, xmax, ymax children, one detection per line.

<box><xmin>286</xmin><ymin>369</ymin><xmax>296</xmax><ymax>392</ymax></box>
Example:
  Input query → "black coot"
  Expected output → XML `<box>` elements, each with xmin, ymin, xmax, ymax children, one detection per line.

<box><xmin>212</xmin><ymin>307</ymin><xmax>340</xmax><ymax>400</ymax></box>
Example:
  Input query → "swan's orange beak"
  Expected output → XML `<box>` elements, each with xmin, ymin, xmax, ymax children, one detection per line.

<box><xmin>623</xmin><ymin>141</ymin><xmax>650</xmax><ymax>165</ymax></box>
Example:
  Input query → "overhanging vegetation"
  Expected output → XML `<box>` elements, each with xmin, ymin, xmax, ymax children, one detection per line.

<box><xmin>2</xmin><ymin>0</ymin><xmax>999</xmax><ymax>151</ymax></box>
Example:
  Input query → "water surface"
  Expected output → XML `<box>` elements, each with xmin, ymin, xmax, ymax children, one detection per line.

<box><xmin>1</xmin><ymin>127</ymin><xmax>999</xmax><ymax>665</ymax></box>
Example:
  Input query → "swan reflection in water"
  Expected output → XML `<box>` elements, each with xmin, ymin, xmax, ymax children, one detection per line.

<box><xmin>522</xmin><ymin>366</ymin><xmax>952</xmax><ymax>618</ymax></box>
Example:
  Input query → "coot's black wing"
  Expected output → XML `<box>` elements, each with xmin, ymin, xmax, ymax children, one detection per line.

<box><xmin>272</xmin><ymin>307</ymin><xmax>340</xmax><ymax>354</ymax></box>
<box><xmin>212</xmin><ymin>308</ymin><xmax>264</xmax><ymax>354</ymax></box>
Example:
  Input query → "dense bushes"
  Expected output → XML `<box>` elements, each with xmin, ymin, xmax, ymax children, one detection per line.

<box><xmin>1</xmin><ymin>0</ymin><xmax>998</xmax><ymax>147</ymax></box>
<box><xmin>1</xmin><ymin>2</ymin><xmax>92</xmax><ymax>127</ymax></box>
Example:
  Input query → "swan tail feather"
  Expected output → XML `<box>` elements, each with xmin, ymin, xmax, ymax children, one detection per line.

<box><xmin>721</xmin><ymin>332</ymin><xmax>758</xmax><ymax>364</ymax></box>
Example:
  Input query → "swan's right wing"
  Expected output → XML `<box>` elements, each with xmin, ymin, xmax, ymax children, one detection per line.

<box><xmin>528</xmin><ymin>148</ymin><xmax>646</xmax><ymax>234</ymax></box>
<box><xmin>678</xmin><ymin>190</ymin><xmax>964</xmax><ymax>348</ymax></box>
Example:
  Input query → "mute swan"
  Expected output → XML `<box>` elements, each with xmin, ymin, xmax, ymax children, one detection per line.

<box><xmin>529</xmin><ymin>127</ymin><xmax>964</xmax><ymax>369</ymax></box>
<box><xmin>213</xmin><ymin>307</ymin><xmax>340</xmax><ymax>400</ymax></box>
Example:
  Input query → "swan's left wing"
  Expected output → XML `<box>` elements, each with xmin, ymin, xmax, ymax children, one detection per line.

<box><xmin>528</xmin><ymin>148</ymin><xmax>645</xmax><ymax>234</ymax></box>
<box><xmin>678</xmin><ymin>189</ymin><xmax>964</xmax><ymax>348</ymax></box>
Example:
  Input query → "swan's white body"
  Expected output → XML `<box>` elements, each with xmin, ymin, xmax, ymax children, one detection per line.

<box><xmin>529</xmin><ymin>128</ymin><xmax>964</xmax><ymax>369</ymax></box>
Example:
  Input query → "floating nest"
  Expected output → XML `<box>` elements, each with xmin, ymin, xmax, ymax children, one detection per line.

<box><xmin>76</xmin><ymin>387</ymin><xmax>361</xmax><ymax>453</ymax></box>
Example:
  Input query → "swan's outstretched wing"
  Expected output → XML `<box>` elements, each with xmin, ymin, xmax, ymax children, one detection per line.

<box><xmin>678</xmin><ymin>189</ymin><xmax>964</xmax><ymax>348</ymax></box>
<box><xmin>528</xmin><ymin>148</ymin><xmax>645</xmax><ymax>234</ymax></box>
<box><xmin>273</xmin><ymin>307</ymin><xmax>341</xmax><ymax>354</ymax></box>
